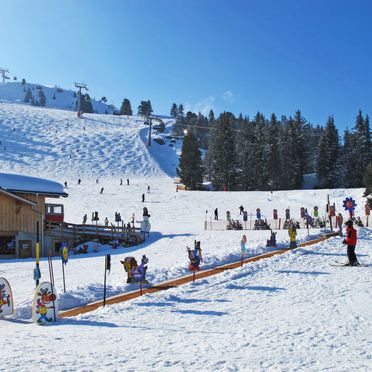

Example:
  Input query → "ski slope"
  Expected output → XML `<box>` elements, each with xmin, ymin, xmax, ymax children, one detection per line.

<box><xmin>0</xmin><ymin>101</ymin><xmax>179</xmax><ymax>179</ymax></box>
<box><xmin>0</xmin><ymin>100</ymin><xmax>371</xmax><ymax>371</ymax></box>
<box><xmin>0</xmin><ymin>81</ymin><xmax>116</xmax><ymax>114</ymax></box>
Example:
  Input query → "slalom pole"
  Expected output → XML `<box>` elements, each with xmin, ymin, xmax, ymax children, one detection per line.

<box><xmin>35</xmin><ymin>221</ymin><xmax>40</xmax><ymax>287</ymax></box>
<box><xmin>193</xmin><ymin>271</ymin><xmax>195</xmax><ymax>282</ymax></box>
<box><xmin>48</xmin><ymin>250</ymin><xmax>57</xmax><ymax>322</ymax></box>
<box><xmin>140</xmin><ymin>282</ymin><xmax>143</xmax><ymax>296</ymax></box>
<box><xmin>103</xmin><ymin>258</ymin><xmax>107</xmax><ymax>307</ymax></box>
<box><xmin>61</xmin><ymin>260</ymin><xmax>66</xmax><ymax>293</ymax></box>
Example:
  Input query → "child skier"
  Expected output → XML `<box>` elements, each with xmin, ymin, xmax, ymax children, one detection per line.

<box><xmin>343</xmin><ymin>220</ymin><xmax>359</xmax><ymax>266</ymax></box>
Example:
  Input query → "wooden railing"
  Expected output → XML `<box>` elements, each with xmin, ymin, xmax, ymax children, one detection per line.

<box><xmin>44</xmin><ymin>221</ymin><xmax>143</xmax><ymax>244</ymax></box>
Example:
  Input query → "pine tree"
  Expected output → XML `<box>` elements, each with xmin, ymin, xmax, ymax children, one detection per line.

<box><xmin>267</xmin><ymin>113</ymin><xmax>282</xmax><ymax>190</ymax></box>
<box><xmin>120</xmin><ymin>98</ymin><xmax>133</xmax><ymax>115</ymax></box>
<box><xmin>80</xmin><ymin>94</ymin><xmax>94</xmax><ymax>113</ymax></box>
<box><xmin>207</xmin><ymin>112</ymin><xmax>237</xmax><ymax>190</ymax></box>
<box><xmin>236</xmin><ymin>117</ymin><xmax>256</xmax><ymax>190</ymax></box>
<box><xmin>344</xmin><ymin>111</ymin><xmax>372</xmax><ymax>187</ymax></box>
<box><xmin>170</xmin><ymin>103</ymin><xmax>178</xmax><ymax>118</ymax></box>
<box><xmin>138</xmin><ymin>100</ymin><xmax>153</xmax><ymax>117</ymax></box>
<box><xmin>363</xmin><ymin>164</ymin><xmax>372</xmax><ymax>204</ymax></box>
<box><xmin>177</xmin><ymin>132</ymin><xmax>203</xmax><ymax>189</ymax></box>
<box><xmin>316</xmin><ymin>116</ymin><xmax>342</xmax><ymax>188</ymax></box>
<box><xmin>24</xmin><ymin>87</ymin><xmax>33</xmax><ymax>103</ymax></box>
<box><xmin>38</xmin><ymin>89</ymin><xmax>46</xmax><ymax>107</ymax></box>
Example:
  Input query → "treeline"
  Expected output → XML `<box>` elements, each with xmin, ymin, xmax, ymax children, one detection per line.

<box><xmin>173</xmin><ymin>104</ymin><xmax>372</xmax><ymax>191</ymax></box>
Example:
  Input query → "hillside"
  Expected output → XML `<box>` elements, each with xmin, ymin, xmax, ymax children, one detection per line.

<box><xmin>0</xmin><ymin>81</ymin><xmax>116</xmax><ymax>114</ymax></box>
<box><xmin>0</xmin><ymin>101</ymin><xmax>179</xmax><ymax>179</ymax></box>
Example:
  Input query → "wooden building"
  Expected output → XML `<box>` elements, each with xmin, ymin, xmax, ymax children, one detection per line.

<box><xmin>0</xmin><ymin>173</ymin><xmax>67</xmax><ymax>258</ymax></box>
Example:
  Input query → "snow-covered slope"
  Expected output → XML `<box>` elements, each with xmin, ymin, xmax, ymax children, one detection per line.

<box><xmin>0</xmin><ymin>98</ymin><xmax>370</xmax><ymax>371</ymax></box>
<box><xmin>0</xmin><ymin>101</ymin><xmax>179</xmax><ymax>179</ymax></box>
<box><xmin>0</xmin><ymin>81</ymin><xmax>116</xmax><ymax>114</ymax></box>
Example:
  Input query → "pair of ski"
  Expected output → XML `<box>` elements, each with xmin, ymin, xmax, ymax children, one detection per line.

<box><xmin>329</xmin><ymin>261</ymin><xmax>368</xmax><ymax>267</ymax></box>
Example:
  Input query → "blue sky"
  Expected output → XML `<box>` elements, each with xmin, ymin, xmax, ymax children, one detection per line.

<box><xmin>1</xmin><ymin>0</ymin><xmax>371</xmax><ymax>130</ymax></box>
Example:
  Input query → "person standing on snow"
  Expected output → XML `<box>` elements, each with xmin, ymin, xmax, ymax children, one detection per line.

<box><xmin>343</xmin><ymin>220</ymin><xmax>359</xmax><ymax>266</ymax></box>
<box><xmin>214</xmin><ymin>208</ymin><xmax>218</xmax><ymax>220</ymax></box>
<box><xmin>239</xmin><ymin>205</ymin><xmax>244</xmax><ymax>215</ymax></box>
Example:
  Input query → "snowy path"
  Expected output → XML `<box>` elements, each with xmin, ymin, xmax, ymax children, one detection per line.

<box><xmin>2</xmin><ymin>231</ymin><xmax>371</xmax><ymax>371</ymax></box>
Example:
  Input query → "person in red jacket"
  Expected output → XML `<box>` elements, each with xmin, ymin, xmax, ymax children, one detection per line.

<box><xmin>343</xmin><ymin>220</ymin><xmax>359</xmax><ymax>266</ymax></box>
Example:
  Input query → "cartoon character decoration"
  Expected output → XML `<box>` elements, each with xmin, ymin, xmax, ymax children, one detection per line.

<box><xmin>266</xmin><ymin>230</ymin><xmax>277</xmax><ymax>247</ymax></box>
<box><xmin>241</xmin><ymin>235</ymin><xmax>247</xmax><ymax>257</ymax></box>
<box><xmin>300</xmin><ymin>207</ymin><xmax>306</xmax><ymax>219</ymax></box>
<box><xmin>288</xmin><ymin>223</ymin><xmax>297</xmax><ymax>249</ymax></box>
<box><xmin>285</xmin><ymin>208</ymin><xmax>290</xmax><ymax>220</ymax></box>
<box><xmin>273</xmin><ymin>209</ymin><xmax>278</xmax><ymax>220</ymax></box>
<box><xmin>343</xmin><ymin>197</ymin><xmax>357</xmax><ymax>218</ymax></box>
<box><xmin>121</xmin><ymin>255</ymin><xmax>149</xmax><ymax>284</ymax></box>
<box><xmin>329</xmin><ymin>205</ymin><xmax>336</xmax><ymax>217</ymax></box>
<box><xmin>32</xmin><ymin>282</ymin><xmax>58</xmax><ymax>325</ymax></box>
<box><xmin>313</xmin><ymin>206</ymin><xmax>319</xmax><ymax>218</ymax></box>
<box><xmin>187</xmin><ymin>241</ymin><xmax>203</xmax><ymax>272</ymax></box>
<box><xmin>0</xmin><ymin>278</ymin><xmax>14</xmax><ymax>317</ymax></box>
<box><xmin>365</xmin><ymin>203</ymin><xmax>370</xmax><ymax>216</ymax></box>
<box><xmin>256</xmin><ymin>208</ymin><xmax>261</xmax><ymax>220</ymax></box>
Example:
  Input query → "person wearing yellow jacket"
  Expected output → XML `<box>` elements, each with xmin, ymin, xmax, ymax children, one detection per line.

<box><xmin>288</xmin><ymin>223</ymin><xmax>297</xmax><ymax>249</ymax></box>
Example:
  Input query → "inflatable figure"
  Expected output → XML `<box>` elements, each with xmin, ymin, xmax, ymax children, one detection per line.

<box><xmin>121</xmin><ymin>255</ymin><xmax>149</xmax><ymax>284</ymax></box>
<box><xmin>187</xmin><ymin>241</ymin><xmax>203</xmax><ymax>271</ymax></box>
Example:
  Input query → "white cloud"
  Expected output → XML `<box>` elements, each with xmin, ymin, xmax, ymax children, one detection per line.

<box><xmin>184</xmin><ymin>96</ymin><xmax>215</xmax><ymax>116</ymax></box>
<box><xmin>222</xmin><ymin>90</ymin><xmax>234</xmax><ymax>103</ymax></box>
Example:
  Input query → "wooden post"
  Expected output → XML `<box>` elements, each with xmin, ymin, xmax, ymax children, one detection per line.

<box><xmin>193</xmin><ymin>271</ymin><xmax>196</xmax><ymax>282</ymax></box>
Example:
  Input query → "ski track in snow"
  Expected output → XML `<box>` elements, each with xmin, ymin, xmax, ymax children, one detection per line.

<box><xmin>0</xmin><ymin>101</ymin><xmax>371</xmax><ymax>371</ymax></box>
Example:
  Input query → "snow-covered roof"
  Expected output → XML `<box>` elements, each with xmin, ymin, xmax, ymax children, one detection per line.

<box><xmin>0</xmin><ymin>173</ymin><xmax>67</xmax><ymax>197</ymax></box>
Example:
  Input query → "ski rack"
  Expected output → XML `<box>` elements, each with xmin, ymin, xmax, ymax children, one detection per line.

<box><xmin>59</xmin><ymin>231</ymin><xmax>339</xmax><ymax>318</ymax></box>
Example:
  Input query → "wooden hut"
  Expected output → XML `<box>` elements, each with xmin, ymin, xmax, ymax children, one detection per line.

<box><xmin>0</xmin><ymin>173</ymin><xmax>67</xmax><ymax>258</ymax></box>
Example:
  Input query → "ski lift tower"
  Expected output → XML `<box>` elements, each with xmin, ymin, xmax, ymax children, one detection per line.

<box><xmin>0</xmin><ymin>68</ymin><xmax>10</xmax><ymax>83</ymax></box>
<box><xmin>74</xmin><ymin>82</ymin><xmax>88</xmax><ymax>116</ymax></box>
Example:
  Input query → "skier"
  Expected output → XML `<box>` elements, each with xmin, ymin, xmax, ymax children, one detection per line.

<box><xmin>343</xmin><ymin>220</ymin><xmax>359</xmax><ymax>266</ymax></box>
<box><xmin>256</xmin><ymin>208</ymin><xmax>261</xmax><ymax>220</ymax></box>
<box><xmin>214</xmin><ymin>208</ymin><xmax>218</xmax><ymax>220</ymax></box>
<box><xmin>147</xmin><ymin>185</ymin><xmax>150</xmax><ymax>193</ymax></box>
<box><xmin>100</xmin><ymin>187</ymin><xmax>104</xmax><ymax>194</ymax></box>
<box><xmin>96</xmin><ymin>179</ymin><xmax>99</xmax><ymax>184</ymax></box>
<box><xmin>104</xmin><ymin>217</ymin><xmax>109</xmax><ymax>227</ymax></box>
<box><xmin>239</xmin><ymin>205</ymin><xmax>244</xmax><ymax>215</ymax></box>
<box><xmin>82</xmin><ymin>214</ymin><xmax>87</xmax><ymax>224</ymax></box>
<box><xmin>141</xmin><ymin>193</ymin><xmax>145</xmax><ymax>202</ymax></box>
<box><xmin>78</xmin><ymin>178</ymin><xmax>81</xmax><ymax>185</ymax></box>
<box><xmin>127</xmin><ymin>178</ymin><xmax>129</xmax><ymax>186</ymax></box>
<box><xmin>120</xmin><ymin>178</ymin><xmax>123</xmax><ymax>185</ymax></box>
<box><xmin>226</xmin><ymin>211</ymin><xmax>231</xmax><ymax>221</ymax></box>
<box><xmin>64</xmin><ymin>181</ymin><xmax>68</xmax><ymax>188</ymax></box>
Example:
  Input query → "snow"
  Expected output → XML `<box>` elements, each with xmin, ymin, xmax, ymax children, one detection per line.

<box><xmin>0</xmin><ymin>172</ymin><xmax>66</xmax><ymax>195</ymax></box>
<box><xmin>0</xmin><ymin>81</ymin><xmax>116</xmax><ymax>114</ymax></box>
<box><xmin>0</xmin><ymin>101</ymin><xmax>371</xmax><ymax>371</ymax></box>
